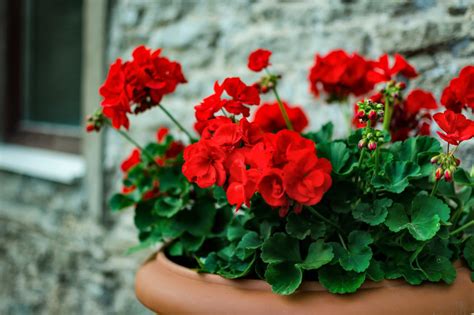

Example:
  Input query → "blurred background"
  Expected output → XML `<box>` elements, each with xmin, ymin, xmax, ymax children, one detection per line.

<box><xmin>0</xmin><ymin>0</ymin><xmax>473</xmax><ymax>314</ymax></box>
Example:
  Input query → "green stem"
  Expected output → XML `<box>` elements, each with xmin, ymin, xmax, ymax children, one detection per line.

<box><xmin>450</xmin><ymin>204</ymin><xmax>464</xmax><ymax>225</ymax></box>
<box><xmin>158</xmin><ymin>104</ymin><xmax>195</xmax><ymax>142</ymax></box>
<box><xmin>374</xmin><ymin>147</ymin><xmax>380</xmax><ymax>175</ymax></box>
<box><xmin>307</xmin><ymin>206</ymin><xmax>343</xmax><ymax>233</ymax></box>
<box><xmin>271</xmin><ymin>86</ymin><xmax>294</xmax><ymax>131</ymax></box>
<box><xmin>430</xmin><ymin>180</ymin><xmax>439</xmax><ymax>197</ymax></box>
<box><xmin>104</xmin><ymin>119</ymin><xmax>158</xmax><ymax>165</ymax></box>
<box><xmin>449</xmin><ymin>220</ymin><xmax>474</xmax><ymax>236</ymax></box>
<box><xmin>382</xmin><ymin>98</ymin><xmax>393</xmax><ymax>132</ymax></box>
<box><xmin>338</xmin><ymin>233</ymin><xmax>348</xmax><ymax>250</ymax></box>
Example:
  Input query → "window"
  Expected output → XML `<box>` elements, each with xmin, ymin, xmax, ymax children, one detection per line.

<box><xmin>2</xmin><ymin>0</ymin><xmax>84</xmax><ymax>154</ymax></box>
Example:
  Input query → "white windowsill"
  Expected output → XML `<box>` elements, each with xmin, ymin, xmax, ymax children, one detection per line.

<box><xmin>0</xmin><ymin>144</ymin><xmax>85</xmax><ymax>184</ymax></box>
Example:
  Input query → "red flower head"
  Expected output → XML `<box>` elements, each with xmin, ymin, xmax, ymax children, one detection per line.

<box><xmin>404</xmin><ymin>89</ymin><xmax>438</xmax><ymax>115</ymax></box>
<box><xmin>121</xmin><ymin>148</ymin><xmax>141</xmax><ymax>172</ymax></box>
<box><xmin>433</xmin><ymin>110</ymin><xmax>474</xmax><ymax>145</ymax></box>
<box><xmin>440</xmin><ymin>65</ymin><xmax>474</xmax><ymax>113</ymax></box>
<box><xmin>194</xmin><ymin>78</ymin><xmax>260</xmax><ymax>123</ymax></box>
<box><xmin>156</xmin><ymin>127</ymin><xmax>169</xmax><ymax>142</ymax></box>
<box><xmin>308</xmin><ymin>49</ymin><xmax>374</xmax><ymax>100</ymax></box>
<box><xmin>182</xmin><ymin>140</ymin><xmax>227</xmax><ymax>188</ymax></box>
<box><xmin>368</xmin><ymin>54</ymin><xmax>418</xmax><ymax>84</ymax></box>
<box><xmin>283</xmin><ymin>155</ymin><xmax>332</xmax><ymax>206</ymax></box>
<box><xmin>248</xmin><ymin>49</ymin><xmax>272</xmax><ymax>72</ymax></box>
<box><xmin>100</xmin><ymin>59</ymin><xmax>131</xmax><ymax>129</ymax></box>
<box><xmin>226</xmin><ymin>157</ymin><xmax>260</xmax><ymax>210</ymax></box>
<box><xmin>99</xmin><ymin>46</ymin><xmax>186</xmax><ymax>130</ymax></box>
<box><xmin>253</xmin><ymin>101</ymin><xmax>309</xmax><ymax>133</ymax></box>
<box><xmin>258</xmin><ymin>169</ymin><xmax>288</xmax><ymax>208</ymax></box>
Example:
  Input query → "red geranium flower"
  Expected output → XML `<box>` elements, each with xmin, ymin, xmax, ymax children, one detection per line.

<box><xmin>440</xmin><ymin>65</ymin><xmax>474</xmax><ymax>113</ymax></box>
<box><xmin>308</xmin><ymin>49</ymin><xmax>374</xmax><ymax>100</ymax></box>
<box><xmin>182</xmin><ymin>140</ymin><xmax>227</xmax><ymax>188</ymax></box>
<box><xmin>368</xmin><ymin>54</ymin><xmax>418</xmax><ymax>84</ymax></box>
<box><xmin>258</xmin><ymin>168</ymin><xmax>288</xmax><ymax>208</ymax></box>
<box><xmin>194</xmin><ymin>78</ymin><xmax>260</xmax><ymax>123</ymax></box>
<box><xmin>433</xmin><ymin>110</ymin><xmax>474</xmax><ymax>145</ymax></box>
<box><xmin>99</xmin><ymin>46</ymin><xmax>186</xmax><ymax>129</ymax></box>
<box><xmin>226</xmin><ymin>158</ymin><xmax>260</xmax><ymax>210</ymax></box>
<box><xmin>283</xmin><ymin>154</ymin><xmax>332</xmax><ymax>206</ymax></box>
<box><xmin>100</xmin><ymin>59</ymin><xmax>131</xmax><ymax>129</ymax></box>
<box><xmin>121</xmin><ymin>148</ymin><xmax>141</xmax><ymax>172</ymax></box>
<box><xmin>253</xmin><ymin>101</ymin><xmax>309</xmax><ymax>133</ymax></box>
<box><xmin>404</xmin><ymin>89</ymin><xmax>438</xmax><ymax>115</ymax></box>
<box><xmin>248</xmin><ymin>49</ymin><xmax>272</xmax><ymax>72</ymax></box>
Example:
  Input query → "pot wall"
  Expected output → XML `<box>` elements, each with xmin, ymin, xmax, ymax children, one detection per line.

<box><xmin>135</xmin><ymin>252</ymin><xmax>474</xmax><ymax>315</ymax></box>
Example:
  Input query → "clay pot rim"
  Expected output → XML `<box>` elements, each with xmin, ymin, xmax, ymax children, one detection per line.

<box><xmin>153</xmin><ymin>250</ymin><xmax>464</xmax><ymax>292</ymax></box>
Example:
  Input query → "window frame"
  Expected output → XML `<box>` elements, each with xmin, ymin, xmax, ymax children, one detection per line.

<box><xmin>2</xmin><ymin>0</ymin><xmax>83</xmax><ymax>154</ymax></box>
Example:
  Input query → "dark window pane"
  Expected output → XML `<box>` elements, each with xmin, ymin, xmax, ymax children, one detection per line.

<box><xmin>23</xmin><ymin>0</ymin><xmax>83</xmax><ymax>126</ymax></box>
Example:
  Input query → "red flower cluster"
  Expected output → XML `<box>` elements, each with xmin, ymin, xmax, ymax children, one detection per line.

<box><xmin>194</xmin><ymin>77</ymin><xmax>260</xmax><ymax>133</ymax></box>
<box><xmin>368</xmin><ymin>54</ymin><xmax>418</xmax><ymax>84</ymax></box>
<box><xmin>308</xmin><ymin>50</ymin><xmax>374</xmax><ymax>100</ymax></box>
<box><xmin>183</xmin><ymin>117</ymin><xmax>332</xmax><ymax>216</ymax></box>
<box><xmin>390</xmin><ymin>89</ymin><xmax>437</xmax><ymax>141</ymax></box>
<box><xmin>99</xmin><ymin>46</ymin><xmax>186</xmax><ymax>129</ymax></box>
<box><xmin>248</xmin><ymin>49</ymin><xmax>272</xmax><ymax>72</ymax></box>
<box><xmin>441</xmin><ymin>66</ymin><xmax>474</xmax><ymax>113</ymax></box>
<box><xmin>253</xmin><ymin>101</ymin><xmax>309</xmax><ymax>133</ymax></box>
<box><xmin>433</xmin><ymin>110</ymin><xmax>474</xmax><ymax>146</ymax></box>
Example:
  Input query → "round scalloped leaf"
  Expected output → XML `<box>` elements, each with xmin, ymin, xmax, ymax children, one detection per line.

<box><xmin>318</xmin><ymin>265</ymin><xmax>366</xmax><ymax>294</ymax></box>
<box><xmin>296</xmin><ymin>240</ymin><xmax>334</xmax><ymax>270</ymax></box>
<box><xmin>261</xmin><ymin>233</ymin><xmax>301</xmax><ymax>264</ymax></box>
<box><xmin>265</xmin><ymin>262</ymin><xmax>303</xmax><ymax>295</ymax></box>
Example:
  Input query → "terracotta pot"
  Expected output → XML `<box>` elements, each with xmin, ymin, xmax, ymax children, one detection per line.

<box><xmin>136</xmin><ymin>251</ymin><xmax>474</xmax><ymax>314</ymax></box>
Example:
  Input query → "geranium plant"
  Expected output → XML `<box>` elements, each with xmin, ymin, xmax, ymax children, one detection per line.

<box><xmin>87</xmin><ymin>46</ymin><xmax>474</xmax><ymax>295</ymax></box>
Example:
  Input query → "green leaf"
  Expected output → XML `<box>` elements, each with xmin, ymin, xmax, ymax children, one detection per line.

<box><xmin>367</xmin><ymin>259</ymin><xmax>384</xmax><ymax>282</ymax></box>
<box><xmin>385</xmin><ymin>203</ymin><xmax>410</xmax><ymax>232</ymax></box>
<box><xmin>334</xmin><ymin>231</ymin><xmax>373</xmax><ymax>272</ymax></box>
<box><xmin>390</xmin><ymin>136</ymin><xmax>441</xmax><ymax>163</ymax></box>
<box><xmin>134</xmin><ymin>201</ymin><xmax>156</xmax><ymax>231</ymax></box>
<box><xmin>109</xmin><ymin>193</ymin><xmax>135</xmax><ymax>211</ymax></box>
<box><xmin>304</xmin><ymin>122</ymin><xmax>333</xmax><ymax>144</ymax></box>
<box><xmin>174</xmin><ymin>198</ymin><xmax>217</xmax><ymax>237</ymax></box>
<box><xmin>154</xmin><ymin>196</ymin><xmax>183</xmax><ymax>218</ymax></box>
<box><xmin>419</xmin><ymin>256</ymin><xmax>456</xmax><ymax>284</ymax></box>
<box><xmin>318</xmin><ymin>265</ymin><xmax>366</xmax><ymax>294</ymax></box>
<box><xmin>262</xmin><ymin>233</ymin><xmax>301</xmax><ymax>264</ymax></box>
<box><xmin>385</xmin><ymin>196</ymin><xmax>449</xmax><ymax>241</ymax></box>
<box><xmin>265</xmin><ymin>262</ymin><xmax>303</xmax><ymax>295</ymax></box>
<box><xmin>372</xmin><ymin>161</ymin><xmax>421</xmax><ymax>193</ymax></box>
<box><xmin>237</xmin><ymin>231</ymin><xmax>263</xmax><ymax>250</ymax></box>
<box><xmin>285</xmin><ymin>212</ymin><xmax>326</xmax><ymax>240</ymax></box>
<box><xmin>454</xmin><ymin>168</ymin><xmax>474</xmax><ymax>187</ymax></box>
<box><xmin>296</xmin><ymin>240</ymin><xmax>334</xmax><ymax>270</ymax></box>
<box><xmin>463</xmin><ymin>237</ymin><xmax>474</xmax><ymax>270</ymax></box>
<box><xmin>352</xmin><ymin>198</ymin><xmax>392</xmax><ymax>226</ymax></box>
<box><xmin>317</xmin><ymin>142</ymin><xmax>351</xmax><ymax>174</ymax></box>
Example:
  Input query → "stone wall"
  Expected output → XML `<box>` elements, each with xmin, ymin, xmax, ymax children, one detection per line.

<box><xmin>1</xmin><ymin>1</ymin><xmax>473</xmax><ymax>314</ymax></box>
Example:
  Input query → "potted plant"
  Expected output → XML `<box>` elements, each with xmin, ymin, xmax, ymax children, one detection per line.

<box><xmin>87</xmin><ymin>46</ymin><xmax>474</xmax><ymax>314</ymax></box>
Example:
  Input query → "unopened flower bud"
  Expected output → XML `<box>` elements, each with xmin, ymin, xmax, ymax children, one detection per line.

<box><xmin>430</xmin><ymin>155</ymin><xmax>439</xmax><ymax>164</ymax></box>
<box><xmin>86</xmin><ymin>123</ymin><xmax>96</xmax><ymax>133</ymax></box>
<box><xmin>358</xmin><ymin>139</ymin><xmax>366</xmax><ymax>149</ymax></box>
<box><xmin>444</xmin><ymin>169</ymin><xmax>452</xmax><ymax>182</ymax></box>
<box><xmin>455</xmin><ymin>158</ymin><xmax>461</xmax><ymax>166</ymax></box>
<box><xmin>368</xmin><ymin>141</ymin><xmax>377</xmax><ymax>151</ymax></box>
<box><xmin>397</xmin><ymin>82</ymin><xmax>406</xmax><ymax>90</ymax></box>
<box><xmin>368</xmin><ymin>110</ymin><xmax>377</xmax><ymax>120</ymax></box>
<box><xmin>435</xmin><ymin>168</ymin><xmax>443</xmax><ymax>181</ymax></box>
<box><xmin>357</xmin><ymin>110</ymin><xmax>365</xmax><ymax>118</ymax></box>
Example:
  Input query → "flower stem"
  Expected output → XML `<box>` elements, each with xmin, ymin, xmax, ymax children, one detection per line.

<box><xmin>104</xmin><ymin>119</ymin><xmax>158</xmax><ymax>165</ymax></box>
<box><xmin>271</xmin><ymin>86</ymin><xmax>294</xmax><ymax>131</ymax></box>
<box><xmin>307</xmin><ymin>206</ymin><xmax>343</xmax><ymax>233</ymax></box>
<box><xmin>430</xmin><ymin>180</ymin><xmax>439</xmax><ymax>197</ymax></box>
<box><xmin>158</xmin><ymin>104</ymin><xmax>195</xmax><ymax>142</ymax></box>
<box><xmin>338</xmin><ymin>232</ymin><xmax>348</xmax><ymax>250</ymax></box>
<box><xmin>382</xmin><ymin>98</ymin><xmax>393</xmax><ymax>132</ymax></box>
<box><xmin>449</xmin><ymin>220</ymin><xmax>474</xmax><ymax>236</ymax></box>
